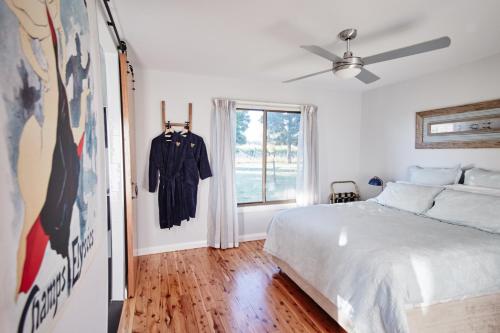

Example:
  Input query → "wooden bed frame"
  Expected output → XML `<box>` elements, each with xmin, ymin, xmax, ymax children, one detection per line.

<box><xmin>271</xmin><ymin>256</ymin><xmax>500</xmax><ymax>333</ymax></box>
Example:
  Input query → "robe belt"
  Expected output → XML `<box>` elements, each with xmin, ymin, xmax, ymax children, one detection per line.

<box><xmin>161</xmin><ymin>173</ymin><xmax>182</xmax><ymax>208</ymax></box>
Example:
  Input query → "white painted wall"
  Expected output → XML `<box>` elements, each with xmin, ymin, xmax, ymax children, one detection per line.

<box><xmin>359</xmin><ymin>53</ymin><xmax>500</xmax><ymax>198</ymax></box>
<box><xmin>134</xmin><ymin>69</ymin><xmax>362</xmax><ymax>254</ymax></box>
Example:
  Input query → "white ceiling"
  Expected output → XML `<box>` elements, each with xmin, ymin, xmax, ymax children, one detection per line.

<box><xmin>113</xmin><ymin>0</ymin><xmax>500</xmax><ymax>91</ymax></box>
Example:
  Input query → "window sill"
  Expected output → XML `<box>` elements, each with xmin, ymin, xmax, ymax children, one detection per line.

<box><xmin>237</xmin><ymin>202</ymin><xmax>296</xmax><ymax>213</ymax></box>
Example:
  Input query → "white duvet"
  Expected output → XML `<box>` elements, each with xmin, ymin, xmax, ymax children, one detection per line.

<box><xmin>263</xmin><ymin>202</ymin><xmax>500</xmax><ymax>333</ymax></box>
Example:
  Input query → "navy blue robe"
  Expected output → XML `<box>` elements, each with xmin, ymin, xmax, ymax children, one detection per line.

<box><xmin>149</xmin><ymin>131</ymin><xmax>211</xmax><ymax>229</ymax></box>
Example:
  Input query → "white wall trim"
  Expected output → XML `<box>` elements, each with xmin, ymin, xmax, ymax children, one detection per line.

<box><xmin>239</xmin><ymin>232</ymin><xmax>267</xmax><ymax>242</ymax></box>
<box><xmin>137</xmin><ymin>240</ymin><xmax>208</xmax><ymax>256</ymax></box>
<box><xmin>137</xmin><ymin>233</ymin><xmax>267</xmax><ymax>255</ymax></box>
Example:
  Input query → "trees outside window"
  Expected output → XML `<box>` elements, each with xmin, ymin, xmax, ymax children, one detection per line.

<box><xmin>235</xmin><ymin>108</ymin><xmax>300</xmax><ymax>205</ymax></box>
<box><xmin>236</xmin><ymin>111</ymin><xmax>250</xmax><ymax>145</ymax></box>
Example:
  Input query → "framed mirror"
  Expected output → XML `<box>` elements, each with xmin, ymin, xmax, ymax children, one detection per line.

<box><xmin>416</xmin><ymin>99</ymin><xmax>500</xmax><ymax>149</ymax></box>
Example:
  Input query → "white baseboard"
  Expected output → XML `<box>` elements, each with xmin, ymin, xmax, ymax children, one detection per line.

<box><xmin>137</xmin><ymin>240</ymin><xmax>208</xmax><ymax>256</ymax></box>
<box><xmin>239</xmin><ymin>232</ymin><xmax>267</xmax><ymax>242</ymax></box>
<box><xmin>137</xmin><ymin>233</ymin><xmax>267</xmax><ymax>256</ymax></box>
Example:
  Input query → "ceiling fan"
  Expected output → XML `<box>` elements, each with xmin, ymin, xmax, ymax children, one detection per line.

<box><xmin>284</xmin><ymin>28</ymin><xmax>451</xmax><ymax>84</ymax></box>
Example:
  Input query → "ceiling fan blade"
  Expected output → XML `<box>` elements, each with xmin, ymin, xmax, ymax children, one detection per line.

<box><xmin>355</xmin><ymin>68</ymin><xmax>380</xmax><ymax>84</ymax></box>
<box><xmin>300</xmin><ymin>45</ymin><xmax>342</xmax><ymax>62</ymax></box>
<box><xmin>283</xmin><ymin>68</ymin><xmax>332</xmax><ymax>83</ymax></box>
<box><xmin>362</xmin><ymin>36</ymin><xmax>451</xmax><ymax>65</ymax></box>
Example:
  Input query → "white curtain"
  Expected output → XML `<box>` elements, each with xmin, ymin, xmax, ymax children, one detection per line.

<box><xmin>207</xmin><ymin>99</ymin><xmax>239</xmax><ymax>249</ymax></box>
<box><xmin>296</xmin><ymin>105</ymin><xmax>319</xmax><ymax>206</ymax></box>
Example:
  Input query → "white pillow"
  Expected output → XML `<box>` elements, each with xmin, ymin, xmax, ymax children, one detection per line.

<box><xmin>425</xmin><ymin>190</ymin><xmax>500</xmax><ymax>234</ymax></box>
<box><xmin>396</xmin><ymin>180</ymin><xmax>443</xmax><ymax>187</ymax></box>
<box><xmin>374</xmin><ymin>182</ymin><xmax>444</xmax><ymax>214</ymax></box>
<box><xmin>464</xmin><ymin>168</ymin><xmax>500</xmax><ymax>189</ymax></box>
<box><xmin>444</xmin><ymin>184</ymin><xmax>500</xmax><ymax>197</ymax></box>
<box><xmin>408</xmin><ymin>165</ymin><xmax>462</xmax><ymax>186</ymax></box>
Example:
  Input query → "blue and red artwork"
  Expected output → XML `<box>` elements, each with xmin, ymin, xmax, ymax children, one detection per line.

<box><xmin>0</xmin><ymin>1</ymin><xmax>101</xmax><ymax>332</ymax></box>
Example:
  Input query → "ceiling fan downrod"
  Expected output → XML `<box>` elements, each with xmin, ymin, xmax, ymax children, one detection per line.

<box><xmin>338</xmin><ymin>28</ymin><xmax>357</xmax><ymax>57</ymax></box>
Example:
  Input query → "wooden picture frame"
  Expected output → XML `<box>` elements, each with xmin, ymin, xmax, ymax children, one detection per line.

<box><xmin>416</xmin><ymin>99</ymin><xmax>500</xmax><ymax>149</ymax></box>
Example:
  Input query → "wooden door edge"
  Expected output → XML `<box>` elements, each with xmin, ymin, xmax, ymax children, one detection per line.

<box><xmin>118</xmin><ymin>53</ymin><xmax>137</xmax><ymax>297</ymax></box>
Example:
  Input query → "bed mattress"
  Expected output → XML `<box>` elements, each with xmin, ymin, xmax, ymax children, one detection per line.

<box><xmin>263</xmin><ymin>202</ymin><xmax>500</xmax><ymax>333</ymax></box>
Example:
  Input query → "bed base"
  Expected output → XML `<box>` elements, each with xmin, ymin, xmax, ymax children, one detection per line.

<box><xmin>272</xmin><ymin>256</ymin><xmax>500</xmax><ymax>333</ymax></box>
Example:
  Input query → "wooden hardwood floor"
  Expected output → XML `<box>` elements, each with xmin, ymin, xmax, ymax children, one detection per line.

<box><xmin>118</xmin><ymin>240</ymin><xmax>345</xmax><ymax>333</ymax></box>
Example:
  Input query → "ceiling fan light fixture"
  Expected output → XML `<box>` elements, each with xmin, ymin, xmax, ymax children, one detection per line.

<box><xmin>333</xmin><ymin>65</ymin><xmax>362</xmax><ymax>79</ymax></box>
<box><xmin>333</xmin><ymin>56</ymin><xmax>364</xmax><ymax>79</ymax></box>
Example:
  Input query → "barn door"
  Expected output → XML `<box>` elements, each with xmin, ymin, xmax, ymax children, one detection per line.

<box><xmin>119</xmin><ymin>53</ymin><xmax>138</xmax><ymax>297</ymax></box>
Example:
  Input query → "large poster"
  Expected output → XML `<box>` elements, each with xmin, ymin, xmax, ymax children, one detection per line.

<box><xmin>0</xmin><ymin>1</ymin><xmax>102</xmax><ymax>332</ymax></box>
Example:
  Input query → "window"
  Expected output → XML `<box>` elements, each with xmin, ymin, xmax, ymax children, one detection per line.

<box><xmin>235</xmin><ymin>107</ymin><xmax>300</xmax><ymax>205</ymax></box>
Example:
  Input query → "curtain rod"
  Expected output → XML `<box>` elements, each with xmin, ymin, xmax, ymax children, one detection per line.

<box><xmin>102</xmin><ymin>0</ymin><xmax>127</xmax><ymax>52</ymax></box>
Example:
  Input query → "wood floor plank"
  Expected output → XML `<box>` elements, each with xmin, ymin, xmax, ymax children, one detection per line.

<box><xmin>241</xmin><ymin>243</ymin><xmax>328</xmax><ymax>332</ymax></box>
<box><xmin>132</xmin><ymin>257</ymin><xmax>149</xmax><ymax>332</ymax></box>
<box><xmin>125</xmin><ymin>241</ymin><xmax>344</xmax><ymax>333</ymax></box>
<box><xmin>179</xmin><ymin>252</ymin><xmax>214</xmax><ymax>332</ymax></box>
<box><xmin>165</xmin><ymin>251</ymin><xmax>189</xmax><ymax>333</ymax></box>
<box><xmin>158</xmin><ymin>253</ymin><xmax>172</xmax><ymax>333</ymax></box>
<box><xmin>235</xmin><ymin>244</ymin><xmax>310</xmax><ymax>333</ymax></box>
<box><xmin>146</xmin><ymin>254</ymin><xmax>162</xmax><ymax>333</ymax></box>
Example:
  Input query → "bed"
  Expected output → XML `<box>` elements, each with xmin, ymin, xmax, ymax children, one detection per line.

<box><xmin>264</xmin><ymin>198</ymin><xmax>500</xmax><ymax>332</ymax></box>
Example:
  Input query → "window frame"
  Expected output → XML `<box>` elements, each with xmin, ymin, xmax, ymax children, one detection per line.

<box><xmin>235</xmin><ymin>107</ymin><xmax>301</xmax><ymax>207</ymax></box>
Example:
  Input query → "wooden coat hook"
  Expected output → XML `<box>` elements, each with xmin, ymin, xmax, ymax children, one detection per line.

<box><xmin>161</xmin><ymin>100</ymin><xmax>193</xmax><ymax>131</ymax></box>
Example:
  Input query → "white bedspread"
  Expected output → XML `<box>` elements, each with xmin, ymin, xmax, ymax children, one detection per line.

<box><xmin>263</xmin><ymin>202</ymin><xmax>500</xmax><ymax>333</ymax></box>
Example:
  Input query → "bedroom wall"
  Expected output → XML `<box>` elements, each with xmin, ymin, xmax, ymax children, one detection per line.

<box><xmin>359</xmin><ymin>53</ymin><xmax>500</xmax><ymax>198</ymax></box>
<box><xmin>133</xmin><ymin>69</ymin><xmax>362</xmax><ymax>254</ymax></box>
